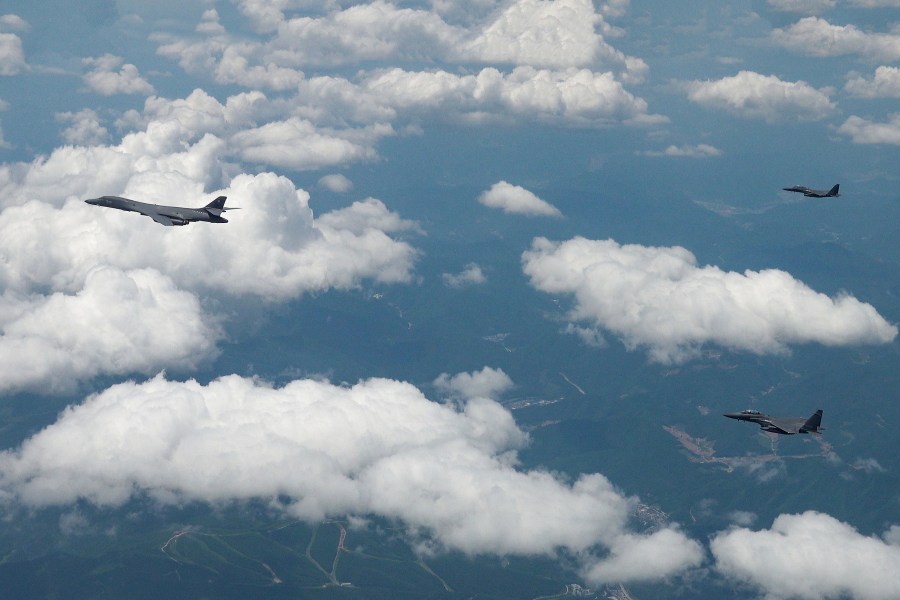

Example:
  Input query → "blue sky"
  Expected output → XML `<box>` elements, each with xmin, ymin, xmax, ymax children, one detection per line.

<box><xmin>1</xmin><ymin>1</ymin><xmax>899</xmax><ymax>598</ymax></box>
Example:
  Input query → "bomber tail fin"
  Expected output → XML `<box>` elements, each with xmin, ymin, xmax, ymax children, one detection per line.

<box><xmin>827</xmin><ymin>184</ymin><xmax>840</xmax><ymax>197</ymax></box>
<box><xmin>204</xmin><ymin>195</ymin><xmax>239</xmax><ymax>216</ymax></box>
<box><xmin>800</xmin><ymin>410</ymin><xmax>823</xmax><ymax>433</ymax></box>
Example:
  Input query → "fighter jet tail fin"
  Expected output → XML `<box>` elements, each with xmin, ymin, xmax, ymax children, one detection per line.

<box><xmin>800</xmin><ymin>410</ymin><xmax>823</xmax><ymax>433</ymax></box>
<box><xmin>827</xmin><ymin>184</ymin><xmax>840</xmax><ymax>197</ymax></box>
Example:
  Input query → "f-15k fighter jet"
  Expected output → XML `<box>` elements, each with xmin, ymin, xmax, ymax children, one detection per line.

<box><xmin>782</xmin><ymin>184</ymin><xmax>840</xmax><ymax>198</ymax></box>
<box><xmin>723</xmin><ymin>409</ymin><xmax>824</xmax><ymax>435</ymax></box>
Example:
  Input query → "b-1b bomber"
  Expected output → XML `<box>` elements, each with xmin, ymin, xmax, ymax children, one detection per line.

<box><xmin>85</xmin><ymin>195</ymin><xmax>239</xmax><ymax>226</ymax></box>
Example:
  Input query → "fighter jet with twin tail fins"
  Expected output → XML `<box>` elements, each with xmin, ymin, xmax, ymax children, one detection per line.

<box><xmin>85</xmin><ymin>195</ymin><xmax>239</xmax><ymax>226</ymax></box>
<box><xmin>724</xmin><ymin>409</ymin><xmax>824</xmax><ymax>435</ymax></box>
<box><xmin>782</xmin><ymin>184</ymin><xmax>840</xmax><ymax>198</ymax></box>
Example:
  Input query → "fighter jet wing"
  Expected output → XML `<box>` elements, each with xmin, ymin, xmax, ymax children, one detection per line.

<box><xmin>763</xmin><ymin>417</ymin><xmax>804</xmax><ymax>434</ymax></box>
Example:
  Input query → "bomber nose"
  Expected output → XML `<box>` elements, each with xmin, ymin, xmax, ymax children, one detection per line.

<box><xmin>85</xmin><ymin>198</ymin><xmax>99</xmax><ymax>205</ymax></box>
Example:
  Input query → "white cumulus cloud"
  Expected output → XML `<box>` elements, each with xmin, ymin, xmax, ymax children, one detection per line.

<box><xmin>767</xmin><ymin>0</ymin><xmax>835</xmax><ymax>13</ymax></box>
<box><xmin>838</xmin><ymin>113</ymin><xmax>900</xmax><ymax>145</ymax></box>
<box><xmin>55</xmin><ymin>109</ymin><xmax>109</xmax><ymax>145</ymax></box>
<box><xmin>640</xmin><ymin>143</ymin><xmax>721</xmax><ymax>158</ymax></box>
<box><xmin>0</xmin><ymin>267</ymin><xmax>220</xmax><ymax>394</ymax></box>
<box><xmin>0</xmin><ymin>14</ymin><xmax>29</xmax><ymax>32</ymax></box>
<box><xmin>845</xmin><ymin>67</ymin><xmax>900</xmax><ymax>98</ymax></box>
<box><xmin>318</xmin><ymin>173</ymin><xmax>354</xmax><ymax>193</ymax></box>
<box><xmin>684</xmin><ymin>70</ymin><xmax>835</xmax><ymax>123</ymax></box>
<box><xmin>232</xmin><ymin>117</ymin><xmax>391</xmax><ymax>171</ymax></box>
<box><xmin>442</xmin><ymin>263</ymin><xmax>487</xmax><ymax>288</ymax></box>
<box><xmin>433</xmin><ymin>366</ymin><xmax>513</xmax><ymax>401</ymax></box>
<box><xmin>0</xmin><ymin>33</ymin><xmax>25</xmax><ymax>76</ymax></box>
<box><xmin>521</xmin><ymin>236</ymin><xmax>897</xmax><ymax>363</ymax></box>
<box><xmin>583</xmin><ymin>528</ymin><xmax>705</xmax><ymax>584</ymax></box>
<box><xmin>82</xmin><ymin>54</ymin><xmax>155</xmax><ymax>96</ymax></box>
<box><xmin>772</xmin><ymin>17</ymin><xmax>900</xmax><ymax>61</ymax></box>
<box><xmin>358</xmin><ymin>66</ymin><xmax>659</xmax><ymax>126</ymax></box>
<box><xmin>463</xmin><ymin>0</ymin><xmax>603</xmax><ymax>68</ymax></box>
<box><xmin>711</xmin><ymin>511</ymin><xmax>900</xmax><ymax>600</ymax></box>
<box><xmin>479</xmin><ymin>180</ymin><xmax>562</xmax><ymax>217</ymax></box>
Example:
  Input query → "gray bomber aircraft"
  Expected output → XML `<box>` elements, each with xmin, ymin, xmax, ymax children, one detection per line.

<box><xmin>85</xmin><ymin>195</ymin><xmax>238</xmax><ymax>226</ymax></box>
<box><xmin>782</xmin><ymin>184</ymin><xmax>840</xmax><ymax>198</ymax></box>
<box><xmin>724</xmin><ymin>409</ymin><xmax>824</xmax><ymax>435</ymax></box>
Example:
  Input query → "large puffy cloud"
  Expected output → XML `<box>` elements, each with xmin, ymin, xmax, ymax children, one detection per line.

<box><xmin>231</xmin><ymin>117</ymin><xmax>389</xmax><ymax>170</ymax></box>
<box><xmin>479</xmin><ymin>180</ymin><xmax>562</xmax><ymax>217</ymax></box>
<box><xmin>0</xmin><ymin>267</ymin><xmax>220</xmax><ymax>394</ymax></box>
<box><xmin>583</xmin><ymin>528</ymin><xmax>705</xmax><ymax>585</ymax></box>
<box><xmin>0</xmin><ymin>173</ymin><xmax>419</xmax><ymax>300</ymax></box>
<box><xmin>772</xmin><ymin>17</ymin><xmax>900</xmax><ymax>61</ymax></box>
<box><xmin>711</xmin><ymin>512</ymin><xmax>900</xmax><ymax>600</ymax></box>
<box><xmin>0</xmin><ymin>372</ymin><xmax>701</xmax><ymax>583</ymax></box>
<box><xmin>838</xmin><ymin>113</ymin><xmax>900</xmax><ymax>145</ymax></box>
<box><xmin>0</xmin><ymin>175</ymin><xmax>417</xmax><ymax>393</ymax></box>
<box><xmin>683</xmin><ymin>71</ymin><xmax>835</xmax><ymax>123</ymax></box>
<box><xmin>263</xmin><ymin>1</ymin><xmax>463</xmax><ymax>66</ymax></box>
<box><xmin>521</xmin><ymin>237</ymin><xmax>897</xmax><ymax>363</ymax></box>
<box><xmin>462</xmin><ymin>0</ymin><xmax>605</xmax><ymax>68</ymax></box>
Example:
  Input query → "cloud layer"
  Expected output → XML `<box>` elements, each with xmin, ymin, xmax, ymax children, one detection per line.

<box><xmin>0</xmin><ymin>88</ymin><xmax>420</xmax><ymax>394</ymax></box>
<box><xmin>522</xmin><ymin>237</ymin><xmax>897</xmax><ymax>363</ymax></box>
<box><xmin>0</xmin><ymin>371</ymin><xmax>702</xmax><ymax>583</ymax></box>
<box><xmin>151</xmin><ymin>2</ymin><xmax>657</xmax><ymax>126</ymax></box>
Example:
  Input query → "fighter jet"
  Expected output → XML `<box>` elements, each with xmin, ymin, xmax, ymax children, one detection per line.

<box><xmin>724</xmin><ymin>409</ymin><xmax>824</xmax><ymax>435</ymax></box>
<box><xmin>782</xmin><ymin>184</ymin><xmax>840</xmax><ymax>198</ymax></box>
<box><xmin>85</xmin><ymin>195</ymin><xmax>238</xmax><ymax>226</ymax></box>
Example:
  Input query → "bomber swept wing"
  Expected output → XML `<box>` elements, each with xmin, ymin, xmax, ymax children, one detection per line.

<box><xmin>146</xmin><ymin>210</ymin><xmax>179</xmax><ymax>226</ymax></box>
